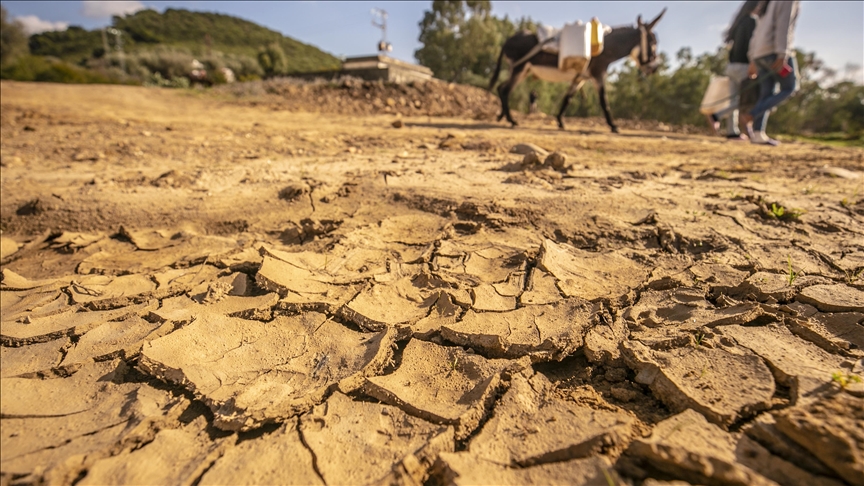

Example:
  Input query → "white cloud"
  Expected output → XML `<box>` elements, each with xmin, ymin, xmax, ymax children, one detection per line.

<box><xmin>15</xmin><ymin>15</ymin><xmax>70</xmax><ymax>35</ymax></box>
<box><xmin>82</xmin><ymin>1</ymin><xmax>145</xmax><ymax>19</ymax></box>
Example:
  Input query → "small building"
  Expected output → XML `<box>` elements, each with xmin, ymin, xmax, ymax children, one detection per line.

<box><xmin>288</xmin><ymin>55</ymin><xmax>433</xmax><ymax>83</ymax></box>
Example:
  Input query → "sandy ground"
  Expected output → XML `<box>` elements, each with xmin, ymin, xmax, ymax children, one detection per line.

<box><xmin>1</xmin><ymin>80</ymin><xmax>863</xmax><ymax>485</ymax></box>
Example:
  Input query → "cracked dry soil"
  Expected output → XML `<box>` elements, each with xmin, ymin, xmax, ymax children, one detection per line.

<box><xmin>1</xmin><ymin>80</ymin><xmax>864</xmax><ymax>486</ymax></box>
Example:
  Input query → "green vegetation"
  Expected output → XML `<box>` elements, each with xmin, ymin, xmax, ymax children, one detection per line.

<box><xmin>1</xmin><ymin>6</ymin><xmax>339</xmax><ymax>86</ymax></box>
<box><xmin>786</xmin><ymin>256</ymin><xmax>800</xmax><ymax>285</ymax></box>
<box><xmin>831</xmin><ymin>370</ymin><xmax>862</xmax><ymax>389</ymax></box>
<box><xmin>768</xmin><ymin>203</ymin><xmax>805</xmax><ymax>221</ymax></box>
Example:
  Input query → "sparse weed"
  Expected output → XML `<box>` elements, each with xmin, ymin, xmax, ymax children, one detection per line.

<box><xmin>727</xmin><ymin>189</ymin><xmax>742</xmax><ymax>200</ymax></box>
<box><xmin>844</xmin><ymin>268</ymin><xmax>863</xmax><ymax>285</ymax></box>
<box><xmin>687</xmin><ymin>210</ymin><xmax>707</xmax><ymax>222</ymax></box>
<box><xmin>716</xmin><ymin>170</ymin><xmax>731</xmax><ymax>180</ymax></box>
<box><xmin>802</xmin><ymin>185</ymin><xmax>815</xmax><ymax>195</ymax></box>
<box><xmin>694</xmin><ymin>331</ymin><xmax>706</xmax><ymax>347</ymax></box>
<box><xmin>787</xmin><ymin>256</ymin><xmax>801</xmax><ymax>285</ymax></box>
<box><xmin>769</xmin><ymin>203</ymin><xmax>805</xmax><ymax>221</ymax></box>
<box><xmin>449</xmin><ymin>356</ymin><xmax>459</xmax><ymax>372</ymax></box>
<box><xmin>831</xmin><ymin>371</ymin><xmax>862</xmax><ymax>389</ymax></box>
<box><xmin>699</xmin><ymin>365</ymin><xmax>708</xmax><ymax>380</ymax></box>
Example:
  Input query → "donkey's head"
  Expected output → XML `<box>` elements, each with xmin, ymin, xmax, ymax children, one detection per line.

<box><xmin>632</xmin><ymin>8</ymin><xmax>666</xmax><ymax>76</ymax></box>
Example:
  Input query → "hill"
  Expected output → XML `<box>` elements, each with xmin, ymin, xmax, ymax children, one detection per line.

<box><xmin>28</xmin><ymin>8</ymin><xmax>340</xmax><ymax>73</ymax></box>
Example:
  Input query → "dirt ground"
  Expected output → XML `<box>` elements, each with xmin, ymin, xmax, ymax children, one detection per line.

<box><xmin>1</xmin><ymin>79</ymin><xmax>863</xmax><ymax>486</ymax></box>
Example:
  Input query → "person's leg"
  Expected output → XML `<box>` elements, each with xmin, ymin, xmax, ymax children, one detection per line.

<box><xmin>751</xmin><ymin>54</ymin><xmax>798</xmax><ymax>134</ymax></box>
<box><xmin>723</xmin><ymin>63</ymin><xmax>749</xmax><ymax>137</ymax></box>
<box><xmin>750</xmin><ymin>54</ymin><xmax>778</xmax><ymax>134</ymax></box>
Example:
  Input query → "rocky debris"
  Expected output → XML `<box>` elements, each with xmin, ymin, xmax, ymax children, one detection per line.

<box><xmin>1</xmin><ymin>288</ymin><xmax>70</xmax><ymax>324</ymax></box>
<box><xmin>410</xmin><ymin>290</ymin><xmax>461</xmax><ymax>338</ymax></box>
<box><xmin>152</xmin><ymin>264</ymin><xmax>223</xmax><ymax>291</ymax></box>
<box><xmin>118</xmin><ymin>227</ymin><xmax>178</xmax><ymax>251</ymax></box>
<box><xmin>543</xmin><ymin>152</ymin><xmax>567</xmax><ymax>171</ymax></box>
<box><xmin>364</xmin><ymin>339</ymin><xmax>530</xmax><ymax>440</ymax></box>
<box><xmin>61</xmin><ymin>316</ymin><xmax>171</xmax><ymax>365</ymax></box>
<box><xmin>460</xmin><ymin>370</ymin><xmax>635</xmax><ymax>467</ymax></box>
<box><xmin>66</xmin><ymin>274</ymin><xmax>156</xmax><ymax>305</ymax></box>
<box><xmin>339</xmin><ymin>279</ymin><xmax>433</xmax><ymax>331</ymax></box>
<box><xmin>726</xmin><ymin>271</ymin><xmax>797</xmax><ymax>302</ymax></box>
<box><xmin>77</xmin><ymin>417</ymin><xmax>226</xmax><ymax>486</ymax></box>
<box><xmin>688</xmin><ymin>262</ymin><xmax>750</xmax><ymax>296</ymax></box>
<box><xmin>441</xmin><ymin>298</ymin><xmax>599</xmax><ymax>361</ymax></box>
<box><xmin>278</xmin><ymin>182</ymin><xmax>310</xmax><ymax>202</ymax></box>
<box><xmin>509</xmin><ymin>143</ymin><xmax>548</xmax><ymax>157</ymax></box>
<box><xmin>744</xmin><ymin>413</ymin><xmax>840</xmax><ymax>479</ymax></box>
<box><xmin>0</xmin><ymin>236</ymin><xmax>19</xmax><ymax>259</ymax></box>
<box><xmin>538</xmin><ymin>239</ymin><xmax>647</xmax><ymax>302</ymax></box>
<box><xmin>434</xmin><ymin>453</ymin><xmax>614</xmax><ymax>486</ymax></box>
<box><xmin>797</xmin><ymin>284</ymin><xmax>864</xmax><ymax>313</ymax></box>
<box><xmin>299</xmin><ymin>391</ymin><xmax>454</xmax><ymax>485</ymax></box>
<box><xmin>519</xmin><ymin>266</ymin><xmax>563</xmax><ymax>305</ymax></box>
<box><xmin>0</xmin><ymin>338</ymin><xmax>68</xmax><ymax>377</ymax></box>
<box><xmin>0</xmin><ymin>300</ymin><xmax>157</xmax><ymax>346</ymax></box>
<box><xmin>139</xmin><ymin>313</ymin><xmax>397</xmax><ymax>431</ymax></box>
<box><xmin>521</xmin><ymin>151</ymin><xmax>542</xmax><ymax>167</ymax></box>
<box><xmin>719</xmin><ymin>323</ymin><xmax>846</xmax><ymax>405</ymax></box>
<box><xmin>146</xmin><ymin>293</ymin><xmax>277</xmax><ymax>325</ymax></box>
<box><xmin>198</xmin><ymin>418</ymin><xmax>321</xmax><ymax>485</ymax></box>
<box><xmin>0</xmin><ymin>360</ymin><xmax>182</xmax><ymax>478</ymax></box>
<box><xmin>622</xmin><ymin>340</ymin><xmax>774</xmax><ymax>427</ymax></box>
<box><xmin>584</xmin><ymin>315</ymin><xmax>627</xmax><ymax>366</ymax></box>
<box><xmin>76</xmin><ymin>234</ymin><xmax>237</xmax><ymax>276</ymax></box>
<box><xmin>785</xmin><ymin>304</ymin><xmax>864</xmax><ymax>356</ymax></box>
<box><xmin>818</xmin><ymin>166</ymin><xmax>861</xmax><ymax>179</ymax></box>
<box><xmin>623</xmin><ymin>288</ymin><xmax>765</xmax><ymax>335</ymax></box>
<box><xmin>774</xmin><ymin>391</ymin><xmax>864</xmax><ymax>486</ymax></box>
<box><xmin>625</xmin><ymin>409</ymin><xmax>776</xmax><ymax>486</ymax></box>
<box><xmin>1</xmin><ymin>268</ymin><xmax>69</xmax><ymax>291</ymax></box>
<box><xmin>392</xmin><ymin>119</ymin><xmax>403</xmax><ymax>128</ymax></box>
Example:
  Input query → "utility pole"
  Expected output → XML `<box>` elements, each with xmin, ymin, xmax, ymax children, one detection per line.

<box><xmin>107</xmin><ymin>28</ymin><xmax>125</xmax><ymax>72</ymax></box>
<box><xmin>101</xmin><ymin>28</ymin><xmax>109</xmax><ymax>56</ymax></box>
<box><xmin>371</xmin><ymin>8</ymin><xmax>392</xmax><ymax>53</ymax></box>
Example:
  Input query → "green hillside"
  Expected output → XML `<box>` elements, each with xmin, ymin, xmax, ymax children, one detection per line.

<box><xmin>28</xmin><ymin>8</ymin><xmax>340</xmax><ymax>73</ymax></box>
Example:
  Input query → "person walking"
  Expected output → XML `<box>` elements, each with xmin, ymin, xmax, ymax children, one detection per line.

<box><xmin>529</xmin><ymin>90</ymin><xmax>538</xmax><ymax>114</ymax></box>
<box><xmin>708</xmin><ymin>0</ymin><xmax>761</xmax><ymax>141</ymax></box>
<box><xmin>743</xmin><ymin>0</ymin><xmax>801</xmax><ymax>146</ymax></box>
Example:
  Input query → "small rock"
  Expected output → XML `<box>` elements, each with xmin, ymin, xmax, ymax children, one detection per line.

<box><xmin>522</xmin><ymin>152</ymin><xmax>541</xmax><ymax>166</ymax></box>
<box><xmin>818</xmin><ymin>166</ymin><xmax>860</xmax><ymax>180</ymax></box>
<box><xmin>797</xmin><ymin>284</ymin><xmax>864</xmax><ymax>313</ymax></box>
<box><xmin>510</xmin><ymin>143</ymin><xmax>548</xmax><ymax>156</ymax></box>
<box><xmin>543</xmin><ymin>152</ymin><xmax>567</xmax><ymax>171</ymax></box>
<box><xmin>0</xmin><ymin>237</ymin><xmax>20</xmax><ymax>259</ymax></box>
<box><xmin>23</xmin><ymin>125</ymin><xmax>36</xmax><ymax>131</ymax></box>
<box><xmin>141</xmin><ymin>131</ymin><xmax>152</xmax><ymax>137</ymax></box>
<box><xmin>386</xmin><ymin>97</ymin><xmax>396</xmax><ymax>107</ymax></box>
<box><xmin>392</xmin><ymin>119</ymin><xmax>403</xmax><ymax>128</ymax></box>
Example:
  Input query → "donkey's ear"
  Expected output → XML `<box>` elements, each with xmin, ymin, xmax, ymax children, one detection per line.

<box><xmin>648</xmin><ymin>8</ymin><xmax>667</xmax><ymax>29</ymax></box>
<box><xmin>637</xmin><ymin>14</ymin><xmax>643</xmax><ymax>26</ymax></box>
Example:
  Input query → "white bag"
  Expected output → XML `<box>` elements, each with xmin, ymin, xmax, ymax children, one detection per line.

<box><xmin>558</xmin><ymin>21</ymin><xmax>591</xmax><ymax>73</ymax></box>
<box><xmin>700</xmin><ymin>76</ymin><xmax>731</xmax><ymax>115</ymax></box>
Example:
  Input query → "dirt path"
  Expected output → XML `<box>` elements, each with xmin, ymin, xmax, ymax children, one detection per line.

<box><xmin>1</xmin><ymin>80</ymin><xmax>863</xmax><ymax>485</ymax></box>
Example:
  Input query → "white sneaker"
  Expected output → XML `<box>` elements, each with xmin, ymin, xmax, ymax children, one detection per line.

<box><xmin>751</xmin><ymin>131</ymin><xmax>779</xmax><ymax>146</ymax></box>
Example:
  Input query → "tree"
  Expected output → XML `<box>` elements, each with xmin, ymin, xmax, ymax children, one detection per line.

<box><xmin>415</xmin><ymin>0</ymin><xmax>508</xmax><ymax>84</ymax></box>
<box><xmin>1</xmin><ymin>6</ymin><xmax>28</xmax><ymax>66</ymax></box>
<box><xmin>257</xmin><ymin>42</ymin><xmax>287</xmax><ymax>77</ymax></box>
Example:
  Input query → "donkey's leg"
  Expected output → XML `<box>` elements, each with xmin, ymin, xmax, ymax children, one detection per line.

<box><xmin>498</xmin><ymin>65</ymin><xmax>528</xmax><ymax>127</ymax></box>
<box><xmin>596</xmin><ymin>78</ymin><xmax>619</xmax><ymax>133</ymax></box>
<box><xmin>557</xmin><ymin>79</ymin><xmax>585</xmax><ymax>130</ymax></box>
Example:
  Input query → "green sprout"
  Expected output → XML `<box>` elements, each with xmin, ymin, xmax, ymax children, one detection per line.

<box><xmin>831</xmin><ymin>371</ymin><xmax>862</xmax><ymax>389</ymax></box>
<box><xmin>787</xmin><ymin>256</ymin><xmax>801</xmax><ymax>285</ymax></box>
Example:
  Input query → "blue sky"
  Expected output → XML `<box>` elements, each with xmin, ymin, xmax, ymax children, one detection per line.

<box><xmin>3</xmin><ymin>1</ymin><xmax>862</xmax><ymax>83</ymax></box>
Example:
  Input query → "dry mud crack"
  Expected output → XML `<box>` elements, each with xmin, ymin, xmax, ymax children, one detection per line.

<box><xmin>1</xmin><ymin>81</ymin><xmax>864</xmax><ymax>485</ymax></box>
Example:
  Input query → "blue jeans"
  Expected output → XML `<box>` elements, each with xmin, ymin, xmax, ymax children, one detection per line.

<box><xmin>750</xmin><ymin>54</ymin><xmax>799</xmax><ymax>133</ymax></box>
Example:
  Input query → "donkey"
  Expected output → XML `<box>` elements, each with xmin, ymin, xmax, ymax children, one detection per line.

<box><xmin>489</xmin><ymin>9</ymin><xmax>666</xmax><ymax>133</ymax></box>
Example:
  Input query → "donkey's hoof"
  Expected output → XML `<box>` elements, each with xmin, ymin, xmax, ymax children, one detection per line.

<box><xmin>509</xmin><ymin>122</ymin><xmax>519</xmax><ymax>128</ymax></box>
<box><xmin>611</xmin><ymin>126</ymin><xmax>620</xmax><ymax>134</ymax></box>
<box><xmin>496</xmin><ymin>114</ymin><xmax>504</xmax><ymax>122</ymax></box>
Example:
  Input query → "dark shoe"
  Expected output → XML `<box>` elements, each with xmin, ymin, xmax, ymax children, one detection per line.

<box><xmin>726</xmin><ymin>134</ymin><xmax>748</xmax><ymax>142</ymax></box>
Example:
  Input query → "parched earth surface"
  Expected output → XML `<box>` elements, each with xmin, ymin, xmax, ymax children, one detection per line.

<box><xmin>1</xmin><ymin>79</ymin><xmax>863</xmax><ymax>486</ymax></box>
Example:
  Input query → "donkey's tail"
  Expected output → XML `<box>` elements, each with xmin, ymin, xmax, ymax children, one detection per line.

<box><xmin>488</xmin><ymin>47</ymin><xmax>505</xmax><ymax>92</ymax></box>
